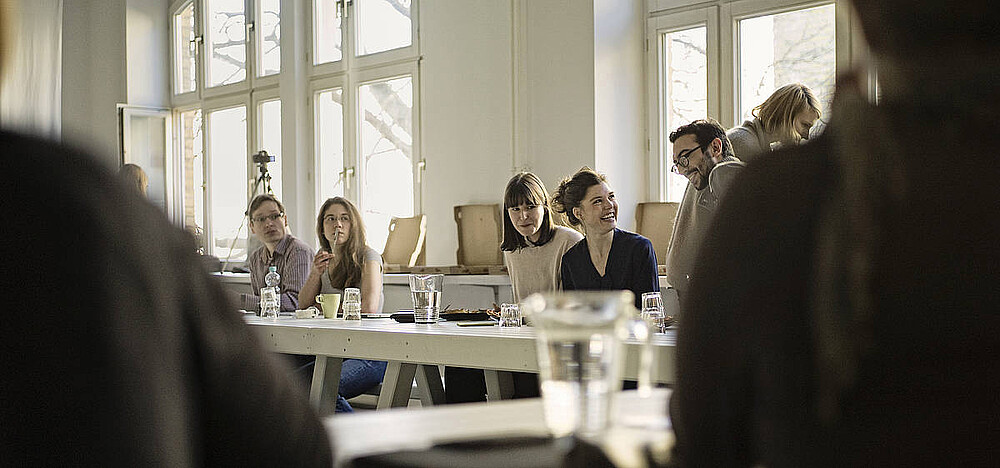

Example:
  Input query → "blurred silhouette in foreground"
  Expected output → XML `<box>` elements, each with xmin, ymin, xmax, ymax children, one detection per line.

<box><xmin>0</xmin><ymin>4</ymin><xmax>332</xmax><ymax>466</ymax></box>
<box><xmin>671</xmin><ymin>0</ymin><xmax>1000</xmax><ymax>466</ymax></box>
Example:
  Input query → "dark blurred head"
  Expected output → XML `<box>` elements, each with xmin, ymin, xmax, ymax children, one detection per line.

<box><xmin>851</xmin><ymin>0</ymin><xmax>998</xmax><ymax>58</ymax></box>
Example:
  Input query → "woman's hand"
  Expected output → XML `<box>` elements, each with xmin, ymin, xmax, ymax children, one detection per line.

<box><xmin>310</xmin><ymin>250</ymin><xmax>334</xmax><ymax>278</ymax></box>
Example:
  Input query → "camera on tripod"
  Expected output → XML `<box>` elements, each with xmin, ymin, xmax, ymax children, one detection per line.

<box><xmin>252</xmin><ymin>150</ymin><xmax>275</xmax><ymax>165</ymax></box>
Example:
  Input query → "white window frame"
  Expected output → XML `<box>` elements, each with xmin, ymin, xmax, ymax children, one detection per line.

<box><xmin>310</xmin><ymin>75</ymin><xmax>350</xmax><ymax>200</ymax></box>
<box><xmin>201</xmin><ymin>94</ymin><xmax>252</xmax><ymax>259</ymax></box>
<box><xmin>646</xmin><ymin>0</ymin><xmax>861</xmax><ymax>201</ymax></box>
<box><xmin>120</xmin><ymin>105</ymin><xmax>177</xmax><ymax>219</ymax></box>
<box><xmin>352</xmin><ymin>61</ymin><xmax>422</xmax><ymax>216</ymax></box>
<box><xmin>252</xmin><ymin>0</ymin><xmax>282</xmax><ymax>84</ymax></box>
<box><xmin>170</xmin><ymin>0</ymin><xmax>287</xmax><ymax>259</ymax></box>
<box><xmin>725</xmin><ymin>0</ymin><xmax>841</xmax><ymax>126</ymax></box>
<box><xmin>308</xmin><ymin>0</ymin><xmax>421</xmax><ymax>78</ymax></box>
<box><xmin>170</xmin><ymin>0</ymin><xmax>201</xmax><ymax>108</ymax></box>
<box><xmin>307</xmin><ymin>0</ymin><xmax>422</xmax><ymax>219</ymax></box>
<box><xmin>646</xmin><ymin>7</ymin><xmax>719</xmax><ymax>202</ymax></box>
<box><xmin>171</xmin><ymin>103</ymin><xmax>205</xmax><ymax>243</ymax></box>
<box><xmin>252</xmin><ymin>86</ymin><xmax>281</xmax><ymax>197</ymax></box>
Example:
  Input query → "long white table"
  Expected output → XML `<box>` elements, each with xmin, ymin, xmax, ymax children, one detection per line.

<box><xmin>245</xmin><ymin>316</ymin><xmax>676</xmax><ymax>415</ymax></box>
<box><xmin>216</xmin><ymin>272</ymin><xmax>679</xmax><ymax>315</ymax></box>
<box><xmin>324</xmin><ymin>388</ymin><xmax>674</xmax><ymax>468</ymax></box>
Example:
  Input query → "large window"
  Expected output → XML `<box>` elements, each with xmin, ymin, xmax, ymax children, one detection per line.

<box><xmin>311</xmin><ymin>0</ymin><xmax>419</xmax><ymax>253</ymax></box>
<box><xmin>171</xmin><ymin>0</ymin><xmax>419</xmax><ymax>260</ymax></box>
<box><xmin>737</xmin><ymin>4</ymin><xmax>835</xmax><ymax>129</ymax></box>
<box><xmin>170</xmin><ymin>0</ymin><xmax>283</xmax><ymax>260</ymax></box>
<box><xmin>648</xmin><ymin>8</ymin><xmax>717</xmax><ymax>202</ymax></box>
<box><xmin>648</xmin><ymin>0</ymin><xmax>846</xmax><ymax>201</ymax></box>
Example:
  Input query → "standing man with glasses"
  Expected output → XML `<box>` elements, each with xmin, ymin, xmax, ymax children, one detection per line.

<box><xmin>242</xmin><ymin>194</ymin><xmax>315</xmax><ymax>312</ymax></box>
<box><xmin>664</xmin><ymin>119</ymin><xmax>745</xmax><ymax>303</ymax></box>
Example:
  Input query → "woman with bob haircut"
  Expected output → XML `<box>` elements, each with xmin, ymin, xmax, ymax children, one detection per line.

<box><xmin>552</xmin><ymin>167</ymin><xmax>659</xmax><ymax>310</ymax></box>
<box><xmin>501</xmin><ymin>172</ymin><xmax>584</xmax><ymax>301</ymax></box>
<box><xmin>727</xmin><ymin>83</ymin><xmax>822</xmax><ymax>162</ymax></box>
<box><xmin>445</xmin><ymin>173</ymin><xmax>583</xmax><ymax>403</ymax></box>
<box><xmin>299</xmin><ymin>197</ymin><xmax>386</xmax><ymax>413</ymax></box>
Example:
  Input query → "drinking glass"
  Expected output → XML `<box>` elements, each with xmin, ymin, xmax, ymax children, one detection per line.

<box><xmin>342</xmin><ymin>287</ymin><xmax>362</xmax><ymax>320</ymax></box>
<box><xmin>640</xmin><ymin>291</ymin><xmax>666</xmax><ymax>333</ymax></box>
<box><xmin>408</xmin><ymin>274</ymin><xmax>443</xmax><ymax>323</ymax></box>
<box><xmin>521</xmin><ymin>291</ymin><xmax>654</xmax><ymax>438</ymax></box>
<box><xmin>499</xmin><ymin>303</ymin><xmax>521</xmax><ymax>327</ymax></box>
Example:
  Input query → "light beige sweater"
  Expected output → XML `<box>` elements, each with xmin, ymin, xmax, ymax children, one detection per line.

<box><xmin>503</xmin><ymin>225</ymin><xmax>584</xmax><ymax>302</ymax></box>
<box><xmin>664</xmin><ymin>157</ymin><xmax>745</xmax><ymax>300</ymax></box>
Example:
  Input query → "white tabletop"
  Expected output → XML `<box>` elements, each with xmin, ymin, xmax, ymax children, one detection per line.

<box><xmin>324</xmin><ymin>388</ymin><xmax>674</xmax><ymax>468</ymax></box>
<box><xmin>245</xmin><ymin>316</ymin><xmax>675</xmax><ymax>379</ymax></box>
<box><xmin>246</xmin><ymin>316</ymin><xmax>677</xmax><ymax>415</ymax></box>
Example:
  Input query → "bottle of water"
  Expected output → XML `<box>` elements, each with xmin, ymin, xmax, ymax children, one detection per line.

<box><xmin>261</xmin><ymin>266</ymin><xmax>281</xmax><ymax>319</ymax></box>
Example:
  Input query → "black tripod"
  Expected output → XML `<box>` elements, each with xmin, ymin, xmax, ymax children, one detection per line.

<box><xmin>221</xmin><ymin>151</ymin><xmax>276</xmax><ymax>272</ymax></box>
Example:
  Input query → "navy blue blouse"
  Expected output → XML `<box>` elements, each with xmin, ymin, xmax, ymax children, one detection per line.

<box><xmin>560</xmin><ymin>229</ymin><xmax>660</xmax><ymax>309</ymax></box>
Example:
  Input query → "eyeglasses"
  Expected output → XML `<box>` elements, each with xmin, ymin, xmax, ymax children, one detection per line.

<box><xmin>251</xmin><ymin>212</ymin><xmax>284</xmax><ymax>224</ymax></box>
<box><xmin>670</xmin><ymin>146</ymin><xmax>703</xmax><ymax>174</ymax></box>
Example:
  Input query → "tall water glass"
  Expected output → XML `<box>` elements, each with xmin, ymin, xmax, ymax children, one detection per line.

<box><xmin>342</xmin><ymin>287</ymin><xmax>362</xmax><ymax>320</ymax></box>
<box><xmin>521</xmin><ymin>291</ymin><xmax>653</xmax><ymax>438</ymax></box>
<box><xmin>408</xmin><ymin>274</ymin><xmax>443</xmax><ymax>323</ymax></box>
<box><xmin>640</xmin><ymin>291</ymin><xmax>666</xmax><ymax>333</ymax></box>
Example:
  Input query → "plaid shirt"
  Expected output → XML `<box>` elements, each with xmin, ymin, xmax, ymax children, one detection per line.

<box><xmin>242</xmin><ymin>234</ymin><xmax>314</xmax><ymax>312</ymax></box>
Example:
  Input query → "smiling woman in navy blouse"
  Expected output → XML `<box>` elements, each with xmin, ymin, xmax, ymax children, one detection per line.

<box><xmin>552</xmin><ymin>167</ymin><xmax>659</xmax><ymax>309</ymax></box>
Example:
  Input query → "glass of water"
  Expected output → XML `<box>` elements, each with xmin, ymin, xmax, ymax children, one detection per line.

<box><xmin>521</xmin><ymin>291</ymin><xmax>654</xmax><ymax>438</ymax></box>
<box><xmin>408</xmin><ymin>274</ymin><xmax>443</xmax><ymax>323</ymax></box>
<box><xmin>640</xmin><ymin>291</ymin><xmax>665</xmax><ymax>333</ymax></box>
<box><xmin>499</xmin><ymin>303</ymin><xmax>521</xmax><ymax>327</ymax></box>
<box><xmin>342</xmin><ymin>287</ymin><xmax>362</xmax><ymax>320</ymax></box>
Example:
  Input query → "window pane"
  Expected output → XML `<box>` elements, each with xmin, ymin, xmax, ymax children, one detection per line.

<box><xmin>173</xmin><ymin>2</ymin><xmax>197</xmax><ymax>94</ymax></box>
<box><xmin>356</xmin><ymin>0</ymin><xmax>411</xmax><ymax>56</ymax></box>
<box><xmin>314</xmin><ymin>0</ymin><xmax>343</xmax><ymax>64</ymax></box>
<box><xmin>258</xmin><ymin>99</ymin><xmax>282</xmax><ymax>199</ymax></box>
<box><xmin>359</xmin><ymin>76</ymin><xmax>413</xmax><ymax>252</ymax></box>
<box><xmin>258</xmin><ymin>0</ymin><xmax>281</xmax><ymax>76</ymax></box>
<box><xmin>316</xmin><ymin>88</ymin><xmax>345</xmax><ymax>200</ymax></box>
<box><xmin>181</xmin><ymin>109</ymin><xmax>205</xmax><ymax>252</ymax></box>
<box><xmin>207</xmin><ymin>0</ymin><xmax>247</xmax><ymax>87</ymax></box>
<box><xmin>738</xmin><ymin>4</ymin><xmax>835</xmax><ymax>128</ymax></box>
<box><xmin>660</xmin><ymin>26</ymin><xmax>707</xmax><ymax>203</ymax></box>
<box><xmin>208</xmin><ymin>106</ymin><xmax>248</xmax><ymax>261</ymax></box>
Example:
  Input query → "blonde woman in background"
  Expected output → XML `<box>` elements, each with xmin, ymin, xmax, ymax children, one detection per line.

<box><xmin>727</xmin><ymin>83</ymin><xmax>822</xmax><ymax>162</ymax></box>
<box><xmin>118</xmin><ymin>163</ymin><xmax>148</xmax><ymax>196</ymax></box>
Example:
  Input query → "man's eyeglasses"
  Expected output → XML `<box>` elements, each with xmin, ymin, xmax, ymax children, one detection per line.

<box><xmin>251</xmin><ymin>213</ymin><xmax>284</xmax><ymax>224</ymax></box>
<box><xmin>670</xmin><ymin>146</ymin><xmax>703</xmax><ymax>174</ymax></box>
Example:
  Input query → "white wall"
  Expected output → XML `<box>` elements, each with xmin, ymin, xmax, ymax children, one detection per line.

<box><xmin>519</xmin><ymin>0</ymin><xmax>595</xmax><ymax>195</ymax></box>
<box><xmin>420</xmin><ymin>0</ymin><xmax>515</xmax><ymax>265</ymax></box>
<box><xmin>418</xmin><ymin>0</ymin><xmax>650</xmax><ymax>264</ymax></box>
<box><xmin>594</xmin><ymin>0</ymin><xmax>645</xmax><ymax>231</ymax></box>
<box><xmin>61</xmin><ymin>0</ymin><xmax>169</xmax><ymax>168</ymax></box>
<box><xmin>62</xmin><ymin>0</ymin><xmax>127</xmax><ymax>168</ymax></box>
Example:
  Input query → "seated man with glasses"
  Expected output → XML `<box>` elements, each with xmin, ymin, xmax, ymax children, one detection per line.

<box><xmin>664</xmin><ymin>119</ymin><xmax>745</xmax><ymax>303</ymax></box>
<box><xmin>242</xmin><ymin>194</ymin><xmax>315</xmax><ymax>313</ymax></box>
